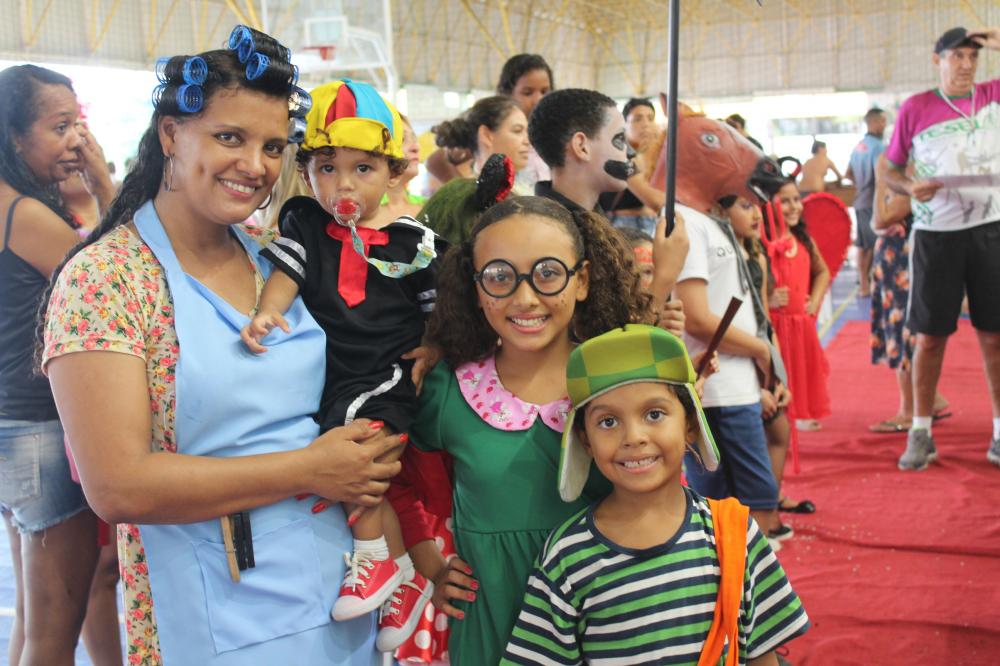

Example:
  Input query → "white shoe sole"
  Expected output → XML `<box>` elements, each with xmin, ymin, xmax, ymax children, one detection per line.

<box><xmin>331</xmin><ymin>568</ymin><xmax>405</xmax><ymax>622</ymax></box>
<box><xmin>375</xmin><ymin>581</ymin><xmax>435</xmax><ymax>652</ymax></box>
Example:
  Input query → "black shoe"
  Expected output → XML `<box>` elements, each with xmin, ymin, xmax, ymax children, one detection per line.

<box><xmin>768</xmin><ymin>523</ymin><xmax>794</xmax><ymax>541</ymax></box>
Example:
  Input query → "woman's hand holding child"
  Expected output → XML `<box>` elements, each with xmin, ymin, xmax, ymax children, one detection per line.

<box><xmin>431</xmin><ymin>555</ymin><xmax>478</xmax><ymax>620</ymax></box>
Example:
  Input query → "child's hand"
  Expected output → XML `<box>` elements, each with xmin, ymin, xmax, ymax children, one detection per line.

<box><xmin>241</xmin><ymin>310</ymin><xmax>290</xmax><ymax>353</ymax></box>
<box><xmin>659</xmin><ymin>299</ymin><xmax>685</xmax><ymax>337</ymax></box>
<box><xmin>402</xmin><ymin>344</ymin><xmax>442</xmax><ymax>396</ymax></box>
<box><xmin>691</xmin><ymin>351</ymin><xmax>718</xmax><ymax>399</ymax></box>
<box><xmin>652</xmin><ymin>211</ymin><xmax>690</xmax><ymax>289</ymax></box>
<box><xmin>773</xmin><ymin>381</ymin><xmax>792</xmax><ymax>409</ymax></box>
<box><xmin>760</xmin><ymin>388</ymin><xmax>778</xmax><ymax>419</ymax></box>
<box><xmin>431</xmin><ymin>555</ymin><xmax>477</xmax><ymax>620</ymax></box>
<box><xmin>771</xmin><ymin>286</ymin><xmax>790</xmax><ymax>308</ymax></box>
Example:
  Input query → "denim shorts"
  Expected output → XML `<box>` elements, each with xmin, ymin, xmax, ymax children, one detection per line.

<box><xmin>0</xmin><ymin>418</ymin><xmax>88</xmax><ymax>533</ymax></box>
<box><xmin>683</xmin><ymin>403</ymin><xmax>779</xmax><ymax>510</ymax></box>
<box><xmin>610</xmin><ymin>213</ymin><xmax>658</xmax><ymax>238</ymax></box>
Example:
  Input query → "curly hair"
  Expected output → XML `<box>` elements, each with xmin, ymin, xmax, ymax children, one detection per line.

<box><xmin>496</xmin><ymin>54</ymin><xmax>554</xmax><ymax>96</ymax></box>
<box><xmin>427</xmin><ymin>195</ymin><xmax>654</xmax><ymax>368</ymax></box>
<box><xmin>528</xmin><ymin>88</ymin><xmax>617</xmax><ymax>169</ymax></box>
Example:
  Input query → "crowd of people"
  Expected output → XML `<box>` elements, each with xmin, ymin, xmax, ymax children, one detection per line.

<box><xmin>0</xmin><ymin>20</ymin><xmax>998</xmax><ymax>666</ymax></box>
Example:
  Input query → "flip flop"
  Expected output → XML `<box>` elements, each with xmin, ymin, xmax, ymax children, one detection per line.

<box><xmin>779</xmin><ymin>498</ymin><xmax>816</xmax><ymax>514</ymax></box>
<box><xmin>869</xmin><ymin>420</ymin><xmax>910</xmax><ymax>433</ymax></box>
<box><xmin>933</xmin><ymin>411</ymin><xmax>953</xmax><ymax>422</ymax></box>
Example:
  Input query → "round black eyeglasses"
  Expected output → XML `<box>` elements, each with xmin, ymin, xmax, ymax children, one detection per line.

<box><xmin>473</xmin><ymin>257</ymin><xmax>584</xmax><ymax>298</ymax></box>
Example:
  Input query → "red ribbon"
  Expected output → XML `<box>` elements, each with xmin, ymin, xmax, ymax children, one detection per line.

<box><xmin>325</xmin><ymin>221</ymin><xmax>388</xmax><ymax>307</ymax></box>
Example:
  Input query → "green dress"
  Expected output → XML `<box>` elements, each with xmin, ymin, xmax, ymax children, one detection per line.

<box><xmin>412</xmin><ymin>356</ymin><xmax>611</xmax><ymax>666</ymax></box>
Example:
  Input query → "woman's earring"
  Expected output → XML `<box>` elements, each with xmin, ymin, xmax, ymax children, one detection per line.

<box><xmin>257</xmin><ymin>192</ymin><xmax>273</xmax><ymax>210</ymax></box>
<box><xmin>163</xmin><ymin>155</ymin><xmax>175</xmax><ymax>192</ymax></box>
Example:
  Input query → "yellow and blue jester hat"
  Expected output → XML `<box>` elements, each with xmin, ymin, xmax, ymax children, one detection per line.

<box><xmin>302</xmin><ymin>78</ymin><xmax>404</xmax><ymax>159</ymax></box>
<box><xmin>558</xmin><ymin>324</ymin><xmax>721</xmax><ymax>502</ymax></box>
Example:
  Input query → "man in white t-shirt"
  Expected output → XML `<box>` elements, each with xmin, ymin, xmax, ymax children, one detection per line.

<box><xmin>674</xmin><ymin>204</ymin><xmax>784</xmax><ymax>539</ymax></box>
<box><xmin>884</xmin><ymin>26</ymin><xmax>1000</xmax><ymax>471</ymax></box>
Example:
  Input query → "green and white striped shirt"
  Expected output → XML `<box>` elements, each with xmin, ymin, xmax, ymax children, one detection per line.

<box><xmin>502</xmin><ymin>488</ymin><xmax>809</xmax><ymax>665</ymax></box>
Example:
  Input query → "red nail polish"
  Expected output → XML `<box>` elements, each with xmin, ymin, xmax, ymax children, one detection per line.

<box><xmin>470</xmin><ymin>580</ymin><xmax>478</xmax><ymax>590</ymax></box>
<box><xmin>457</xmin><ymin>612</ymin><xmax>465</xmax><ymax>620</ymax></box>
<box><xmin>399</xmin><ymin>433</ymin><xmax>409</xmax><ymax>444</ymax></box>
<box><xmin>468</xmin><ymin>592</ymin><xmax>476</xmax><ymax>601</ymax></box>
<box><xmin>369</xmin><ymin>420</ymin><xmax>384</xmax><ymax>430</ymax></box>
<box><xmin>465</xmin><ymin>567</ymin><xmax>473</xmax><ymax>575</ymax></box>
<box><xmin>312</xmin><ymin>501</ymin><xmax>329</xmax><ymax>514</ymax></box>
<box><xmin>347</xmin><ymin>513</ymin><xmax>359</xmax><ymax>526</ymax></box>
<box><xmin>295</xmin><ymin>493</ymin><xmax>310</xmax><ymax>501</ymax></box>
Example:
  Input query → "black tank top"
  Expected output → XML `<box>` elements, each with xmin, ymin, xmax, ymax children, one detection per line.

<box><xmin>0</xmin><ymin>197</ymin><xmax>59</xmax><ymax>421</ymax></box>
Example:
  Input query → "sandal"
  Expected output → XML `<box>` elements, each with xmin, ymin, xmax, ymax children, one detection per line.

<box><xmin>779</xmin><ymin>498</ymin><xmax>816</xmax><ymax>514</ymax></box>
<box><xmin>869</xmin><ymin>419</ymin><xmax>910</xmax><ymax>433</ymax></box>
<box><xmin>933</xmin><ymin>410</ymin><xmax>952</xmax><ymax>422</ymax></box>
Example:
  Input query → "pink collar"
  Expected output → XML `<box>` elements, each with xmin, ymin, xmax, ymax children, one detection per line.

<box><xmin>455</xmin><ymin>355</ymin><xmax>570</xmax><ymax>433</ymax></box>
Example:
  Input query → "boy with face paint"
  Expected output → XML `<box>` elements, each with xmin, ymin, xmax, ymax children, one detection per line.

<box><xmin>528</xmin><ymin>88</ymin><xmax>690</xmax><ymax>324</ymax></box>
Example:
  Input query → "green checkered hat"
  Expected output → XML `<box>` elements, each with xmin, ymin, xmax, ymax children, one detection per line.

<box><xmin>558</xmin><ymin>324</ymin><xmax>720</xmax><ymax>502</ymax></box>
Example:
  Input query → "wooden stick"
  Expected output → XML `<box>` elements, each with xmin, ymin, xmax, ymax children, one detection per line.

<box><xmin>696</xmin><ymin>297</ymin><xmax>744</xmax><ymax>377</ymax></box>
<box><xmin>220</xmin><ymin>516</ymin><xmax>240</xmax><ymax>583</ymax></box>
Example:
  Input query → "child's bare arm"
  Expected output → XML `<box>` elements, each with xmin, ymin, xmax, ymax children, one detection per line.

<box><xmin>748</xmin><ymin>651</ymin><xmax>779</xmax><ymax>666</ymax></box>
<box><xmin>241</xmin><ymin>271</ymin><xmax>300</xmax><ymax>353</ymax></box>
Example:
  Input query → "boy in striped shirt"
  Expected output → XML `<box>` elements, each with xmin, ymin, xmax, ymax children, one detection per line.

<box><xmin>502</xmin><ymin>325</ymin><xmax>809</xmax><ymax>665</ymax></box>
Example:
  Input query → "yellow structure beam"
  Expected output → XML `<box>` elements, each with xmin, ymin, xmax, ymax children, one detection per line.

<box><xmin>92</xmin><ymin>0</ymin><xmax>123</xmax><ymax>53</ymax></box>
<box><xmin>243</xmin><ymin>0</ymin><xmax>263</xmax><ymax>31</ymax></box>
<box><xmin>22</xmin><ymin>0</ymin><xmax>56</xmax><ymax>48</ymax></box>
<box><xmin>498</xmin><ymin>0</ymin><xmax>517</xmax><ymax>56</ymax></box>
<box><xmin>458</xmin><ymin>0</ymin><xmax>507</xmax><ymax>61</ymax></box>
<box><xmin>147</xmin><ymin>0</ymin><xmax>180</xmax><ymax>58</ymax></box>
<box><xmin>223</xmin><ymin>0</ymin><xmax>251</xmax><ymax>28</ymax></box>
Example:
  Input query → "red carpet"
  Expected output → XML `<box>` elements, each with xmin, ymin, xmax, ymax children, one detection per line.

<box><xmin>778</xmin><ymin>320</ymin><xmax>1000</xmax><ymax>666</ymax></box>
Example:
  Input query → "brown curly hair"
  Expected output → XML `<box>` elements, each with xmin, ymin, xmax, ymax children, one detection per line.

<box><xmin>427</xmin><ymin>196</ymin><xmax>655</xmax><ymax>368</ymax></box>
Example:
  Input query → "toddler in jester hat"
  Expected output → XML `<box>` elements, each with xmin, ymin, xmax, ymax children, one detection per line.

<box><xmin>242</xmin><ymin>78</ymin><xmax>446</xmax><ymax>652</ymax></box>
<box><xmin>503</xmin><ymin>325</ymin><xmax>810</xmax><ymax>665</ymax></box>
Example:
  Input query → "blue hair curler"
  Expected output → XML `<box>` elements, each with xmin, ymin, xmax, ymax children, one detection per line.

<box><xmin>176</xmin><ymin>84</ymin><xmax>204</xmax><ymax>113</ymax></box>
<box><xmin>288</xmin><ymin>117</ymin><xmax>307</xmax><ymax>144</ymax></box>
<box><xmin>228</xmin><ymin>25</ymin><xmax>255</xmax><ymax>63</ymax></box>
<box><xmin>155</xmin><ymin>57</ymin><xmax>172</xmax><ymax>83</ymax></box>
<box><xmin>290</xmin><ymin>64</ymin><xmax>299</xmax><ymax>86</ymax></box>
<box><xmin>182</xmin><ymin>56</ymin><xmax>208</xmax><ymax>85</ymax></box>
<box><xmin>288</xmin><ymin>86</ymin><xmax>312</xmax><ymax>118</ymax></box>
<box><xmin>246</xmin><ymin>52</ymin><xmax>269</xmax><ymax>80</ymax></box>
<box><xmin>151</xmin><ymin>84</ymin><xmax>167</xmax><ymax>107</ymax></box>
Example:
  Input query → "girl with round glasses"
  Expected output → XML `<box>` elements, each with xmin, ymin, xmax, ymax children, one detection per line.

<box><xmin>389</xmin><ymin>196</ymin><xmax>654</xmax><ymax>664</ymax></box>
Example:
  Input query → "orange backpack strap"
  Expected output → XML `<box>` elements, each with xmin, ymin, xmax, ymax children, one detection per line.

<box><xmin>698</xmin><ymin>497</ymin><xmax>750</xmax><ymax>666</ymax></box>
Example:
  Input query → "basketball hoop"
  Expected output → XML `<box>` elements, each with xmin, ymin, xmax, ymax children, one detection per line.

<box><xmin>304</xmin><ymin>45</ymin><xmax>336</xmax><ymax>62</ymax></box>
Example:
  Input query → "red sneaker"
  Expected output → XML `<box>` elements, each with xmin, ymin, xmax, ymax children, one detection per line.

<box><xmin>331</xmin><ymin>552</ymin><xmax>403</xmax><ymax>621</ymax></box>
<box><xmin>375</xmin><ymin>573</ymin><xmax>435</xmax><ymax>652</ymax></box>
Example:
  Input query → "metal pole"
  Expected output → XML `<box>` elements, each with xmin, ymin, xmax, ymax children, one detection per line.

<box><xmin>664</xmin><ymin>0</ymin><xmax>680</xmax><ymax>236</ymax></box>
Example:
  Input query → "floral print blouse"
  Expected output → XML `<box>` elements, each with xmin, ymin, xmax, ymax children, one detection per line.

<box><xmin>43</xmin><ymin>222</ymin><xmax>272</xmax><ymax>666</ymax></box>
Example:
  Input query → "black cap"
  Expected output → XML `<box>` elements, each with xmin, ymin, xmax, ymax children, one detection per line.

<box><xmin>935</xmin><ymin>27</ymin><xmax>982</xmax><ymax>54</ymax></box>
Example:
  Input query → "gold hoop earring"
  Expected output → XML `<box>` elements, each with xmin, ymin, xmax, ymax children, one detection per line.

<box><xmin>163</xmin><ymin>155</ymin><xmax>175</xmax><ymax>192</ymax></box>
<box><xmin>257</xmin><ymin>192</ymin><xmax>273</xmax><ymax>210</ymax></box>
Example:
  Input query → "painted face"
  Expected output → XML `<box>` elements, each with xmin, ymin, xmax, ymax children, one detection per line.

<box><xmin>14</xmin><ymin>83</ymin><xmax>83</xmax><ymax>186</ymax></box>
<box><xmin>625</xmin><ymin>104</ymin><xmax>657</xmax><ymax>150</ymax></box>
<box><xmin>473</xmin><ymin>213</ymin><xmax>588</xmax><ymax>355</ymax></box>
<box><xmin>632</xmin><ymin>240</ymin><xmax>654</xmax><ymax>291</ymax></box>
<box><xmin>511</xmin><ymin>68</ymin><xmax>551</xmax><ymax>118</ymax></box>
<box><xmin>483</xmin><ymin>107</ymin><xmax>531</xmax><ymax>172</ymax></box>
<box><xmin>777</xmin><ymin>182</ymin><xmax>803</xmax><ymax>228</ymax></box>
<box><xmin>581</xmin><ymin>382</ymin><xmax>696</xmax><ymax>497</ymax></box>
<box><xmin>591</xmin><ymin>107</ymin><xmax>633</xmax><ymax>192</ymax></box>
<box><xmin>402</xmin><ymin>124</ymin><xmax>420</xmax><ymax>181</ymax></box>
<box><xmin>935</xmin><ymin>46</ymin><xmax>979</xmax><ymax>96</ymax></box>
<box><xmin>725</xmin><ymin>197</ymin><xmax>763</xmax><ymax>240</ymax></box>
<box><xmin>305</xmin><ymin>145</ymin><xmax>394</xmax><ymax>225</ymax></box>
<box><xmin>162</xmin><ymin>87</ymin><xmax>287</xmax><ymax>225</ymax></box>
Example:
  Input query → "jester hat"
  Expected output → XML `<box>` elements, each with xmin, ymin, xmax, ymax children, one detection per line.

<box><xmin>303</xmin><ymin>78</ymin><xmax>404</xmax><ymax>159</ymax></box>
<box><xmin>558</xmin><ymin>324</ymin><xmax>720</xmax><ymax>502</ymax></box>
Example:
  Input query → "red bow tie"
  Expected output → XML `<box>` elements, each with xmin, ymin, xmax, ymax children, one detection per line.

<box><xmin>325</xmin><ymin>221</ymin><xmax>389</xmax><ymax>307</ymax></box>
